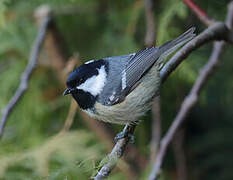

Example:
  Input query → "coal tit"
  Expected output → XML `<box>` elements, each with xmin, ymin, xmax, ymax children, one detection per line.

<box><xmin>63</xmin><ymin>28</ymin><xmax>195</xmax><ymax>125</ymax></box>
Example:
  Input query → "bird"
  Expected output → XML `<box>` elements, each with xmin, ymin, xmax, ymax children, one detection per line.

<box><xmin>63</xmin><ymin>27</ymin><xmax>195</xmax><ymax>138</ymax></box>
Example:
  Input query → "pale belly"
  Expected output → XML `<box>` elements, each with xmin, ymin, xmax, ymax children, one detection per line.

<box><xmin>83</xmin><ymin>65</ymin><xmax>161</xmax><ymax>125</ymax></box>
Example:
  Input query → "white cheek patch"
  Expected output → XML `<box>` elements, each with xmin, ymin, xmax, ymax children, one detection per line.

<box><xmin>76</xmin><ymin>65</ymin><xmax>107</xmax><ymax>96</ymax></box>
<box><xmin>122</xmin><ymin>69</ymin><xmax>127</xmax><ymax>90</ymax></box>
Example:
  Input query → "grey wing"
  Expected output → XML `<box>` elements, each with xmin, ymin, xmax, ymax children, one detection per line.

<box><xmin>97</xmin><ymin>54</ymin><xmax>135</xmax><ymax>105</ymax></box>
<box><xmin>100</xmin><ymin>47</ymin><xmax>160</xmax><ymax>106</ymax></box>
<box><xmin>122</xmin><ymin>47</ymin><xmax>159</xmax><ymax>91</ymax></box>
<box><xmin>123</xmin><ymin>27</ymin><xmax>196</xmax><ymax>94</ymax></box>
<box><xmin>101</xmin><ymin>27</ymin><xmax>196</xmax><ymax>105</ymax></box>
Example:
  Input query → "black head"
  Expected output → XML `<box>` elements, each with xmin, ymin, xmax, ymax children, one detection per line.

<box><xmin>63</xmin><ymin>59</ymin><xmax>108</xmax><ymax>110</ymax></box>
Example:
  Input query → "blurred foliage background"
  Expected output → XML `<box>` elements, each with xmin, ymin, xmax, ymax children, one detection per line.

<box><xmin>0</xmin><ymin>0</ymin><xmax>232</xmax><ymax>179</ymax></box>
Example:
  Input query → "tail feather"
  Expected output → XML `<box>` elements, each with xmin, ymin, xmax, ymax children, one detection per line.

<box><xmin>156</xmin><ymin>27</ymin><xmax>196</xmax><ymax>65</ymax></box>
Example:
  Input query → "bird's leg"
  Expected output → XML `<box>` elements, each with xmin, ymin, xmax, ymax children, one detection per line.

<box><xmin>114</xmin><ymin>124</ymin><xmax>135</xmax><ymax>143</ymax></box>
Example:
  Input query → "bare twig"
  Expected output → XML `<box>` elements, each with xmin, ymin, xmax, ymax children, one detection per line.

<box><xmin>149</xmin><ymin>2</ymin><xmax>233</xmax><ymax>179</ymax></box>
<box><xmin>150</xmin><ymin>96</ymin><xmax>162</xmax><ymax>162</ymax></box>
<box><xmin>0</xmin><ymin>15</ymin><xmax>50</xmax><ymax>138</ymax></box>
<box><xmin>144</xmin><ymin>0</ymin><xmax>156</xmax><ymax>47</ymax></box>
<box><xmin>172</xmin><ymin>128</ymin><xmax>187</xmax><ymax>180</ymax></box>
<box><xmin>93</xmin><ymin>125</ymin><xmax>136</xmax><ymax>180</ymax></box>
<box><xmin>182</xmin><ymin>0</ymin><xmax>215</xmax><ymax>26</ymax></box>
<box><xmin>59</xmin><ymin>100</ymin><xmax>77</xmax><ymax>134</ymax></box>
<box><xmin>160</xmin><ymin>22</ymin><xmax>233</xmax><ymax>83</ymax></box>
<box><xmin>226</xmin><ymin>1</ymin><xmax>233</xmax><ymax>29</ymax></box>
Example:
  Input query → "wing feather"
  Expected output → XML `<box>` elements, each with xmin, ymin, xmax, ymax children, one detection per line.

<box><xmin>124</xmin><ymin>47</ymin><xmax>159</xmax><ymax>89</ymax></box>
<box><xmin>105</xmin><ymin>27</ymin><xmax>196</xmax><ymax>105</ymax></box>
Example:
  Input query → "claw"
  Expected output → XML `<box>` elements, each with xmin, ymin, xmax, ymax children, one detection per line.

<box><xmin>114</xmin><ymin>127</ymin><xmax>135</xmax><ymax>144</ymax></box>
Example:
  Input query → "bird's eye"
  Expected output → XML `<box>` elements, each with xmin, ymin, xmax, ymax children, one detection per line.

<box><xmin>79</xmin><ymin>78</ymin><xmax>84</xmax><ymax>84</ymax></box>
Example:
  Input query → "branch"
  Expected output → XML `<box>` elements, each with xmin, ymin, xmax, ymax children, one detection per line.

<box><xmin>160</xmin><ymin>22</ymin><xmax>233</xmax><ymax>83</ymax></box>
<box><xmin>226</xmin><ymin>0</ymin><xmax>233</xmax><ymax>29</ymax></box>
<box><xmin>93</xmin><ymin>125</ymin><xmax>136</xmax><ymax>180</ymax></box>
<box><xmin>182</xmin><ymin>0</ymin><xmax>215</xmax><ymax>26</ymax></box>
<box><xmin>150</xmin><ymin>96</ymin><xmax>161</xmax><ymax>162</ymax></box>
<box><xmin>59</xmin><ymin>100</ymin><xmax>77</xmax><ymax>134</ymax></box>
<box><xmin>0</xmin><ymin>15</ymin><xmax>50</xmax><ymax>138</ymax></box>
<box><xmin>172</xmin><ymin>128</ymin><xmax>187</xmax><ymax>180</ymax></box>
<box><xmin>149</xmin><ymin>2</ymin><xmax>233</xmax><ymax>179</ymax></box>
<box><xmin>144</xmin><ymin>0</ymin><xmax>156</xmax><ymax>47</ymax></box>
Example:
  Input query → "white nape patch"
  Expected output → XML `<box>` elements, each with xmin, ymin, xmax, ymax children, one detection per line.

<box><xmin>122</xmin><ymin>69</ymin><xmax>127</xmax><ymax>90</ymax></box>
<box><xmin>76</xmin><ymin>65</ymin><xmax>107</xmax><ymax>96</ymax></box>
<box><xmin>84</xmin><ymin>60</ymin><xmax>95</xmax><ymax>64</ymax></box>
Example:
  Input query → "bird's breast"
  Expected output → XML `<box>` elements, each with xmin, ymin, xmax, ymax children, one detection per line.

<box><xmin>85</xmin><ymin>65</ymin><xmax>161</xmax><ymax>125</ymax></box>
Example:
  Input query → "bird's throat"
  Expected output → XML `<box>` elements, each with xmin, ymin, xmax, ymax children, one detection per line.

<box><xmin>72</xmin><ymin>89</ymin><xmax>97</xmax><ymax>110</ymax></box>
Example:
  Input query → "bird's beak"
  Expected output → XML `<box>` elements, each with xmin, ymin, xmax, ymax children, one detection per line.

<box><xmin>63</xmin><ymin>88</ymin><xmax>72</xmax><ymax>96</ymax></box>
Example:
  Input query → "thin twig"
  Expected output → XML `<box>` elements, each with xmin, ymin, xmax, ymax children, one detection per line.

<box><xmin>59</xmin><ymin>100</ymin><xmax>77</xmax><ymax>135</ymax></box>
<box><xmin>149</xmin><ymin>2</ymin><xmax>233</xmax><ymax>179</ymax></box>
<box><xmin>182</xmin><ymin>0</ymin><xmax>214</xmax><ymax>26</ymax></box>
<box><xmin>172</xmin><ymin>129</ymin><xmax>187</xmax><ymax>180</ymax></box>
<box><xmin>160</xmin><ymin>22</ymin><xmax>233</xmax><ymax>83</ymax></box>
<box><xmin>93</xmin><ymin>125</ymin><xmax>136</xmax><ymax>180</ymax></box>
<box><xmin>150</xmin><ymin>96</ymin><xmax>161</xmax><ymax>162</ymax></box>
<box><xmin>226</xmin><ymin>0</ymin><xmax>233</xmax><ymax>29</ymax></box>
<box><xmin>144</xmin><ymin>0</ymin><xmax>156</xmax><ymax>47</ymax></box>
<box><xmin>0</xmin><ymin>16</ymin><xmax>50</xmax><ymax>138</ymax></box>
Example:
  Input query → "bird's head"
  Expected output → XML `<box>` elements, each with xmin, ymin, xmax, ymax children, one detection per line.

<box><xmin>63</xmin><ymin>59</ymin><xmax>108</xmax><ymax>109</ymax></box>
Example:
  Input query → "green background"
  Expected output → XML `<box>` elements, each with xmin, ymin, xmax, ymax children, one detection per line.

<box><xmin>0</xmin><ymin>0</ymin><xmax>232</xmax><ymax>179</ymax></box>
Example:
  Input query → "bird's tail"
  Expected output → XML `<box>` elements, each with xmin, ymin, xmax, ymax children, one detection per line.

<box><xmin>156</xmin><ymin>27</ymin><xmax>196</xmax><ymax>65</ymax></box>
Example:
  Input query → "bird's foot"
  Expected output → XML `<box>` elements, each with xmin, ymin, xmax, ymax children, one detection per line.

<box><xmin>114</xmin><ymin>128</ymin><xmax>135</xmax><ymax>144</ymax></box>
